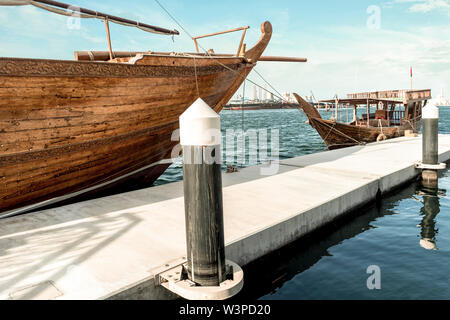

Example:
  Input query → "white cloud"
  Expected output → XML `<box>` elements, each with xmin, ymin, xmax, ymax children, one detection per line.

<box><xmin>234</xmin><ymin>22</ymin><xmax>450</xmax><ymax>101</ymax></box>
<box><xmin>410</xmin><ymin>0</ymin><xmax>450</xmax><ymax>13</ymax></box>
<box><xmin>1</xmin><ymin>2</ymin><xmax>448</xmax><ymax>101</ymax></box>
<box><xmin>384</xmin><ymin>0</ymin><xmax>450</xmax><ymax>14</ymax></box>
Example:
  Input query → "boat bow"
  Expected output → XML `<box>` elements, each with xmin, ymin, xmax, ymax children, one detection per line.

<box><xmin>293</xmin><ymin>93</ymin><xmax>322</xmax><ymax>120</ymax></box>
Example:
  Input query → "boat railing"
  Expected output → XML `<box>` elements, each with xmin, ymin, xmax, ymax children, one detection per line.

<box><xmin>364</xmin><ymin>110</ymin><xmax>404</xmax><ymax>126</ymax></box>
<box><xmin>192</xmin><ymin>26</ymin><xmax>250</xmax><ymax>56</ymax></box>
<box><xmin>390</xmin><ymin>110</ymin><xmax>405</xmax><ymax>125</ymax></box>
<box><xmin>361</xmin><ymin>112</ymin><xmax>376</xmax><ymax>121</ymax></box>
<box><xmin>347</xmin><ymin>89</ymin><xmax>432</xmax><ymax>102</ymax></box>
<box><xmin>347</xmin><ymin>89</ymin><xmax>408</xmax><ymax>100</ymax></box>
<box><xmin>404</xmin><ymin>89</ymin><xmax>432</xmax><ymax>101</ymax></box>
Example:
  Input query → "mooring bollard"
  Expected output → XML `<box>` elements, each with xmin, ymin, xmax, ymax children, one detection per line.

<box><xmin>421</xmin><ymin>102</ymin><xmax>439</xmax><ymax>187</ymax></box>
<box><xmin>155</xmin><ymin>98</ymin><xmax>243</xmax><ymax>299</ymax></box>
<box><xmin>179</xmin><ymin>98</ymin><xmax>226</xmax><ymax>286</ymax></box>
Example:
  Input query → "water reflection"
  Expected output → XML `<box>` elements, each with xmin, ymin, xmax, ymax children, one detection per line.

<box><xmin>234</xmin><ymin>184</ymin><xmax>412</xmax><ymax>300</ymax></box>
<box><xmin>417</xmin><ymin>184</ymin><xmax>446</xmax><ymax>250</ymax></box>
<box><xmin>235</xmin><ymin>174</ymin><xmax>450</xmax><ymax>300</ymax></box>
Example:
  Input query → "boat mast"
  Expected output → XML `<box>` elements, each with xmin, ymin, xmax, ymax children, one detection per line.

<box><xmin>1</xmin><ymin>0</ymin><xmax>180</xmax><ymax>60</ymax></box>
<box><xmin>335</xmin><ymin>95</ymin><xmax>338</xmax><ymax>121</ymax></box>
<box><xmin>410</xmin><ymin>66</ymin><xmax>413</xmax><ymax>90</ymax></box>
<box><xmin>366</xmin><ymin>98</ymin><xmax>370</xmax><ymax>127</ymax></box>
<box><xmin>104</xmin><ymin>18</ymin><xmax>114</xmax><ymax>60</ymax></box>
<box><xmin>1</xmin><ymin>0</ymin><xmax>179</xmax><ymax>35</ymax></box>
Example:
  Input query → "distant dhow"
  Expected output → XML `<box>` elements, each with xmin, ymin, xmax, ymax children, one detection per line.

<box><xmin>294</xmin><ymin>89</ymin><xmax>431</xmax><ymax>149</ymax></box>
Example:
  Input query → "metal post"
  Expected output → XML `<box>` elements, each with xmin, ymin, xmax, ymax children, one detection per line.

<box><xmin>335</xmin><ymin>96</ymin><xmax>338</xmax><ymax>121</ymax></box>
<box><xmin>366</xmin><ymin>98</ymin><xmax>370</xmax><ymax>127</ymax></box>
<box><xmin>346</xmin><ymin>104</ymin><xmax>349</xmax><ymax>123</ymax></box>
<box><xmin>421</xmin><ymin>102</ymin><xmax>439</xmax><ymax>188</ymax></box>
<box><xmin>179</xmin><ymin>98</ymin><xmax>226</xmax><ymax>287</ymax></box>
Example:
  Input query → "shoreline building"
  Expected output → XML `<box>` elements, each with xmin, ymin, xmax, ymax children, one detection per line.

<box><xmin>436</xmin><ymin>88</ymin><xmax>450</xmax><ymax>107</ymax></box>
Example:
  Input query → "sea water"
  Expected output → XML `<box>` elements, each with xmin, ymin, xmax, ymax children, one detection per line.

<box><xmin>155</xmin><ymin>106</ymin><xmax>450</xmax><ymax>299</ymax></box>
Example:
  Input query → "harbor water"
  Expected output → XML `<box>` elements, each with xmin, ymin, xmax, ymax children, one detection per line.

<box><xmin>156</xmin><ymin>106</ymin><xmax>450</xmax><ymax>184</ymax></box>
<box><xmin>237</xmin><ymin>169</ymin><xmax>450</xmax><ymax>299</ymax></box>
<box><xmin>156</xmin><ymin>106</ymin><xmax>450</xmax><ymax>300</ymax></box>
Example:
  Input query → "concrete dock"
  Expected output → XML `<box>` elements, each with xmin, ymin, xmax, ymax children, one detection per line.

<box><xmin>1</xmin><ymin>135</ymin><xmax>450</xmax><ymax>300</ymax></box>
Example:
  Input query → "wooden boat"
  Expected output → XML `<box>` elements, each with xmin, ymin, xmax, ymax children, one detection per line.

<box><xmin>0</xmin><ymin>1</ymin><xmax>308</xmax><ymax>216</ymax></box>
<box><xmin>293</xmin><ymin>89</ymin><xmax>431</xmax><ymax>150</ymax></box>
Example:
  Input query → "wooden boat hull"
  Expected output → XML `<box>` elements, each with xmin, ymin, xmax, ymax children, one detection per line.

<box><xmin>308</xmin><ymin>118</ymin><xmax>402</xmax><ymax>149</ymax></box>
<box><xmin>293</xmin><ymin>93</ymin><xmax>420</xmax><ymax>150</ymax></box>
<box><xmin>0</xmin><ymin>22</ymin><xmax>273</xmax><ymax>216</ymax></box>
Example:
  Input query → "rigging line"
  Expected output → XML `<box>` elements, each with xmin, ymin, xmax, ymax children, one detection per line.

<box><xmin>322</xmin><ymin>121</ymin><xmax>337</xmax><ymax>143</ymax></box>
<box><xmin>154</xmin><ymin>0</ymin><xmax>305</xmax><ymax>112</ymax></box>
<box><xmin>241</xmin><ymin>80</ymin><xmax>245</xmax><ymax>132</ymax></box>
<box><xmin>193</xmin><ymin>55</ymin><xmax>199</xmax><ymax>97</ymax></box>
<box><xmin>252</xmin><ymin>68</ymin><xmax>304</xmax><ymax>114</ymax></box>
<box><xmin>153</xmin><ymin>0</ymin><xmax>286</xmax><ymax>101</ymax></box>
<box><xmin>378</xmin><ymin>119</ymin><xmax>384</xmax><ymax>135</ymax></box>
<box><xmin>153</xmin><ymin>0</ymin><xmax>194</xmax><ymax>39</ymax></box>
<box><xmin>252</xmin><ymin>68</ymin><xmax>284</xmax><ymax>103</ymax></box>
<box><xmin>178</xmin><ymin>52</ymin><xmax>291</xmax><ymax>108</ymax></box>
<box><xmin>320</xmin><ymin>119</ymin><xmax>364</xmax><ymax>145</ymax></box>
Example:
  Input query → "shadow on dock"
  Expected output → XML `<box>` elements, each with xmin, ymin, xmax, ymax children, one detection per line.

<box><xmin>0</xmin><ymin>211</ymin><xmax>142</xmax><ymax>299</ymax></box>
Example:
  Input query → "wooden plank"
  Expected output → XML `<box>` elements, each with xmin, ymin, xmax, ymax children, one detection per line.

<box><xmin>0</xmin><ymin>21</ymin><xmax>273</xmax><ymax>214</ymax></box>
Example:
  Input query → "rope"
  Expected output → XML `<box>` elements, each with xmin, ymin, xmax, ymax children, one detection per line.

<box><xmin>403</xmin><ymin>114</ymin><xmax>422</xmax><ymax>131</ymax></box>
<box><xmin>241</xmin><ymin>80</ymin><xmax>245</xmax><ymax>132</ymax></box>
<box><xmin>320</xmin><ymin>111</ymin><xmax>422</xmax><ymax>147</ymax></box>
<box><xmin>252</xmin><ymin>69</ymin><xmax>304</xmax><ymax>114</ymax></box>
<box><xmin>168</xmin><ymin>51</ymin><xmax>301</xmax><ymax>116</ymax></box>
<box><xmin>378</xmin><ymin>119</ymin><xmax>384</xmax><ymax>135</ymax></box>
<box><xmin>154</xmin><ymin>0</ymin><xmax>195</xmax><ymax>39</ymax></box>
<box><xmin>322</xmin><ymin>121</ymin><xmax>338</xmax><ymax>143</ymax></box>
<box><xmin>193</xmin><ymin>55</ymin><xmax>199</xmax><ymax>97</ymax></box>
<box><xmin>155</xmin><ymin>0</ymin><xmax>425</xmax><ymax>147</ymax></box>
<box><xmin>153</xmin><ymin>0</ymin><xmax>302</xmax><ymax>111</ymax></box>
<box><xmin>159</xmin><ymin>2</ymin><xmax>428</xmax><ymax>152</ymax></box>
<box><xmin>252</xmin><ymin>69</ymin><xmax>284</xmax><ymax>103</ymax></box>
<box><xmin>319</xmin><ymin>119</ymin><xmax>364</xmax><ymax>145</ymax></box>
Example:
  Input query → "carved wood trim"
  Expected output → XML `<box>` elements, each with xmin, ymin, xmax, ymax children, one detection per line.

<box><xmin>0</xmin><ymin>58</ymin><xmax>243</xmax><ymax>78</ymax></box>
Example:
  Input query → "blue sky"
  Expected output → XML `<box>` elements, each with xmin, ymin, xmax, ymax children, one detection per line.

<box><xmin>0</xmin><ymin>0</ymin><xmax>449</xmax><ymax>100</ymax></box>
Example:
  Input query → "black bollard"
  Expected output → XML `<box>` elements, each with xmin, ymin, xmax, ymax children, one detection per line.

<box><xmin>179</xmin><ymin>98</ymin><xmax>226</xmax><ymax>287</ymax></box>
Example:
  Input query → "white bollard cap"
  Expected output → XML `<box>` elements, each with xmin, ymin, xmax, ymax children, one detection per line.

<box><xmin>179</xmin><ymin>98</ymin><xmax>221</xmax><ymax>146</ymax></box>
<box><xmin>420</xmin><ymin>238</ymin><xmax>437</xmax><ymax>250</ymax></box>
<box><xmin>422</xmin><ymin>102</ymin><xmax>439</xmax><ymax>119</ymax></box>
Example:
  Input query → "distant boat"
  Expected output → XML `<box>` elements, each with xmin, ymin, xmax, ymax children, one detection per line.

<box><xmin>0</xmin><ymin>0</ymin><xmax>276</xmax><ymax>216</ymax></box>
<box><xmin>294</xmin><ymin>89</ymin><xmax>431</xmax><ymax>150</ymax></box>
<box><xmin>224</xmin><ymin>101</ymin><xmax>298</xmax><ymax>110</ymax></box>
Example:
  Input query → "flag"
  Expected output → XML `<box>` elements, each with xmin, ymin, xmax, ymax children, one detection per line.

<box><xmin>410</xmin><ymin>66</ymin><xmax>413</xmax><ymax>78</ymax></box>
